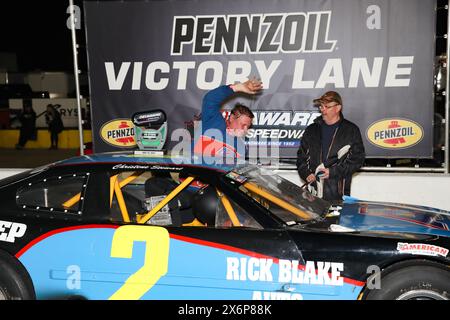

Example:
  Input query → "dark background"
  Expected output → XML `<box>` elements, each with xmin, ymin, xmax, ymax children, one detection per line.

<box><xmin>84</xmin><ymin>0</ymin><xmax>439</xmax><ymax>158</ymax></box>
<box><xmin>0</xmin><ymin>0</ymin><xmax>447</xmax><ymax>166</ymax></box>
<box><xmin>0</xmin><ymin>0</ymin><xmax>447</xmax><ymax>74</ymax></box>
<box><xmin>0</xmin><ymin>0</ymin><xmax>87</xmax><ymax>73</ymax></box>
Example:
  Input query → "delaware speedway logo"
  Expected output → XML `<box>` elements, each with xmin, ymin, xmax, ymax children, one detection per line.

<box><xmin>366</xmin><ymin>118</ymin><xmax>424</xmax><ymax>149</ymax></box>
<box><xmin>100</xmin><ymin>119</ymin><xmax>136</xmax><ymax>147</ymax></box>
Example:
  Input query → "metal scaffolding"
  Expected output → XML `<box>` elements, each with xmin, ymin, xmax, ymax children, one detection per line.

<box><xmin>69</xmin><ymin>0</ymin><xmax>85</xmax><ymax>156</ymax></box>
<box><xmin>445</xmin><ymin>0</ymin><xmax>450</xmax><ymax>173</ymax></box>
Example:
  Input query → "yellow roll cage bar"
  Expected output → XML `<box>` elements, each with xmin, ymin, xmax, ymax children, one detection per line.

<box><xmin>61</xmin><ymin>171</ymin><xmax>308</xmax><ymax>225</ymax></box>
<box><xmin>136</xmin><ymin>176</ymin><xmax>195</xmax><ymax>224</ymax></box>
<box><xmin>216</xmin><ymin>190</ymin><xmax>241</xmax><ymax>227</ymax></box>
<box><xmin>243</xmin><ymin>182</ymin><xmax>310</xmax><ymax>220</ymax></box>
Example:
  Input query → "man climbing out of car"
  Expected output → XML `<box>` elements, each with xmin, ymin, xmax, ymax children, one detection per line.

<box><xmin>193</xmin><ymin>78</ymin><xmax>263</xmax><ymax>162</ymax></box>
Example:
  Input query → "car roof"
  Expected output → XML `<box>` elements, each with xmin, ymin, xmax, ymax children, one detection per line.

<box><xmin>54</xmin><ymin>151</ymin><xmax>240</xmax><ymax>172</ymax></box>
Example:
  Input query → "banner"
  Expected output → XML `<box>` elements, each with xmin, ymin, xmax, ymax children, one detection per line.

<box><xmin>9</xmin><ymin>98</ymin><xmax>88</xmax><ymax>128</ymax></box>
<box><xmin>84</xmin><ymin>0</ymin><xmax>436</xmax><ymax>158</ymax></box>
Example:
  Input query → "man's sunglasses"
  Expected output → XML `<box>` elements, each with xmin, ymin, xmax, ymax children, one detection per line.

<box><xmin>318</xmin><ymin>103</ymin><xmax>339</xmax><ymax>109</ymax></box>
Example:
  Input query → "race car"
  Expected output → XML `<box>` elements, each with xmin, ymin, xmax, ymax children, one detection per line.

<box><xmin>0</xmin><ymin>152</ymin><xmax>449</xmax><ymax>300</ymax></box>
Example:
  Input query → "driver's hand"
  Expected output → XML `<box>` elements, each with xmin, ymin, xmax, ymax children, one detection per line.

<box><xmin>231</xmin><ymin>79</ymin><xmax>263</xmax><ymax>94</ymax></box>
<box><xmin>320</xmin><ymin>168</ymin><xmax>330</xmax><ymax>179</ymax></box>
<box><xmin>306</xmin><ymin>174</ymin><xmax>316</xmax><ymax>183</ymax></box>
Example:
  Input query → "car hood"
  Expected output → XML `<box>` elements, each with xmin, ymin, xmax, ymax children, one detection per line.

<box><xmin>338</xmin><ymin>200</ymin><xmax>450</xmax><ymax>237</ymax></box>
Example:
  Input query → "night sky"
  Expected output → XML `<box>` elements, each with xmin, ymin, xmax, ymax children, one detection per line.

<box><xmin>0</xmin><ymin>0</ymin><xmax>86</xmax><ymax>73</ymax></box>
<box><xmin>0</xmin><ymin>0</ymin><xmax>447</xmax><ymax>73</ymax></box>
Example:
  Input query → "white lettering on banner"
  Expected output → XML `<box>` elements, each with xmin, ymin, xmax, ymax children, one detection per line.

<box><xmin>315</xmin><ymin>58</ymin><xmax>345</xmax><ymax>88</ymax></box>
<box><xmin>104</xmin><ymin>57</ymin><xmax>413</xmax><ymax>91</ymax></box>
<box><xmin>254</xmin><ymin>60</ymin><xmax>282</xmax><ymax>89</ymax></box>
<box><xmin>251</xmin><ymin>111</ymin><xmax>320</xmax><ymax>127</ymax></box>
<box><xmin>105</xmin><ymin>62</ymin><xmax>131</xmax><ymax>90</ymax></box>
<box><xmin>197</xmin><ymin>61</ymin><xmax>223</xmax><ymax>90</ymax></box>
<box><xmin>291</xmin><ymin>60</ymin><xmax>314</xmax><ymax>89</ymax></box>
<box><xmin>274</xmin><ymin>113</ymin><xmax>291</xmax><ymax>126</ymax></box>
<box><xmin>145</xmin><ymin>61</ymin><xmax>170</xmax><ymax>90</ymax></box>
<box><xmin>226</xmin><ymin>61</ymin><xmax>252</xmax><ymax>85</ymax></box>
<box><xmin>292</xmin><ymin>57</ymin><xmax>413</xmax><ymax>89</ymax></box>
<box><xmin>132</xmin><ymin>62</ymin><xmax>143</xmax><ymax>90</ymax></box>
<box><xmin>173</xmin><ymin>61</ymin><xmax>196</xmax><ymax>90</ymax></box>
<box><xmin>244</xmin><ymin>111</ymin><xmax>320</xmax><ymax>140</ymax></box>
<box><xmin>171</xmin><ymin>12</ymin><xmax>337</xmax><ymax>55</ymax></box>
<box><xmin>385</xmin><ymin>56</ymin><xmax>414</xmax><ymax>87</ymax></box>
<box><xmin>247</xmin><ymin>129</ymin><xmax>304</xmax><ymax>139</ymax></box>
<box><xmin>291</xmin><ymin>111</ymin><xmax>320</xmax><ymax>126</ymax></box>
<box><xmin>256</xmin><ymin>112</ymin><xmax>280</xmax><ymax>126</ymax></box>
<box><xmin>348</xmin><ymin>57</ymin><xmax>384</xmax><ymax>88</ymax></box>
<box><xmin>226</xmin><ymin>257</ymin><xmax>344</xmax><ymax>287</ymax></box>
<box><xmin>0</xmin><ymin>220</ymin><xmax>27</xmax><ymax>243</ymax></box>
<box><xmin>223</xmin><ymin>60</ymin><xmax>282</xmax><ymax>89</ymax></box>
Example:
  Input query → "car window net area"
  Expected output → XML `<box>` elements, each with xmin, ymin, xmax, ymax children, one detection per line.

<box><xmin>235</xmin><ymin>166</ymin><xmax>330</xmax><ymax>223</ymax></box>
<box><xmin>215</xmin><ymin>190</ymin><xmax>262</xmax><ymax>229</ymax></box>
<box><xmin>16</xmin><ymin>174</ymin><xmax>87</xmax><ymax>214</ymax></box>
<box><xmin>108</xmin><ymin>171</ymin><xmax>263</xmax><ymax>229</ymax></box>
<box><xmin>109</xmin><ymin>171</ymin><xmax>207</xmax><ymax>226</ymax></box>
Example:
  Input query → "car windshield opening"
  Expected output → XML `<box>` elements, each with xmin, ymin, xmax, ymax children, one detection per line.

<box><xmin>233</xmin><ymin>165</ymin><xmax>331</xmax><ymax>223</ymax></box>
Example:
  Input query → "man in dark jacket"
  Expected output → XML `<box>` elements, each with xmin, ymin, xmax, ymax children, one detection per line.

<box><xmin>296</xmin><ymin>91</ymin><xmax>365</xmax><ymax>202</ymax></box>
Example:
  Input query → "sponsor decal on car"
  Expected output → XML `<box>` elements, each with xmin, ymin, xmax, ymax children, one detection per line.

<box><xmin>366</xmin><ymin>118</ymin><xmax>423</xmax><ymax>149</ymax></box>
<box><xmin>100</xmin><ymin>119</ymin><xmax>137</xmax><ymax>147</ymax></box>
<box><xmin>227</xmin><ymin>257</ymin><xmax>344</xmax><ymax>286</ymax></box>
<box><xmin>225</xmin><ymin>171</ymin><xmax>248</xmax><ymax>184</ymax></box>
<box><xmin>226</xmin><ymin>257</ymin><xmax>344</xmax><ymax>300</ymax></box>
<box><xmin>18</xmin><ymin>225</ymin><xmax>364</xmax><ymax>300</ymax></box>
<box><xmin>397</xmin><ymin>243</ymin><xmax>449</xmax><ymax>257</ymax></box>
<box><xmin>112</xmin><ymin>164</ymin><xmax>183</xmax><ymax>171</ymax></box>
<box><xmin>150</xmin><ymin>166</ymin><xmax>183</xmax><ymax>171</ymax></box>
<box><xmin>0</xmin><ymin>220</ymin><xmax>27</xmax><ymax>243</ymax></box>
<box><xmin>112</xmin><ymin>164</ymin><xmax>150</xmax><ymax>170</ymax></box>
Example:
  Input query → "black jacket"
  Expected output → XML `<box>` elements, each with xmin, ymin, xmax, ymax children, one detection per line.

<box><xmin>296</xmin><ymin>116</ymin><xmax>365</xmax><ymax>202</ymax></box>
<box><xmin>19</xmin><ymin>110</ymin><xmax>36</xmax><ymax>135</ymax></box>
<box><xmin>46</xmin><ymin>111</ymin><xmax>64</xmax><ymax>134</ymax></box>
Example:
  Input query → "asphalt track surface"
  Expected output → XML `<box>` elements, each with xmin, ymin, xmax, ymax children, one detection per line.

<box><xmin>0</xmin><ymin>148</ymin><xmax>80</xmax><ymax>169</ymax></box>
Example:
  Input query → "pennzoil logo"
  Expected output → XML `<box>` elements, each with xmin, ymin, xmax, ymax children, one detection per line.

<box><xmin>366</xmin><ymin>118</ymin><xmax>423</xmax><ymax>149</ymax></box>
<box><xmin>100</xmin><ymin>119</ymin><xmax>136</xmax><ymax>147</ymax></box>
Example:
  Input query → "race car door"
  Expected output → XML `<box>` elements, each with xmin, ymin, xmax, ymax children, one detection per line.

<box><xmin>101</xmin><ymin>168</ymin><xmax>304</xmax><ymax>300</ymax></box>
<box><xmin>16</xmin><ymin>167</ymin><xmax>302</xmax><ymax>300</ymax></box>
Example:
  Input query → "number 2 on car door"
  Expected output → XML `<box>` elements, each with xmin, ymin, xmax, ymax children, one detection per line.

<box><xmin>109</xmin><ymin>225</ymin><xmax>170</xmax><ymax>300</ymax></box>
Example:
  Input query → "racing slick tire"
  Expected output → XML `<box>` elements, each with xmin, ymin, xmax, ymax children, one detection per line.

<box><xmin>364</xmin><ymin>261</ymin><xmax>450</xmax><ymax>300</ymax></box>
<box><xmin>0</xmin><ymin>250</ymin><xmax>35</xmax><ymax>300</ymax></box>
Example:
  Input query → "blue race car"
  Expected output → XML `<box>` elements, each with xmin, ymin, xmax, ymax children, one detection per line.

<box><xmin>0</xmin><ymin>152</ymin><xmax>449</xmax><ymax>300</ymax></box>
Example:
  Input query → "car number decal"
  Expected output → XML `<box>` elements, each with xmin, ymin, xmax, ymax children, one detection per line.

<box><xmin>109</xmin><ymin>225</ymin><xmax>170</xmax><ymax>300</ymax></box>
